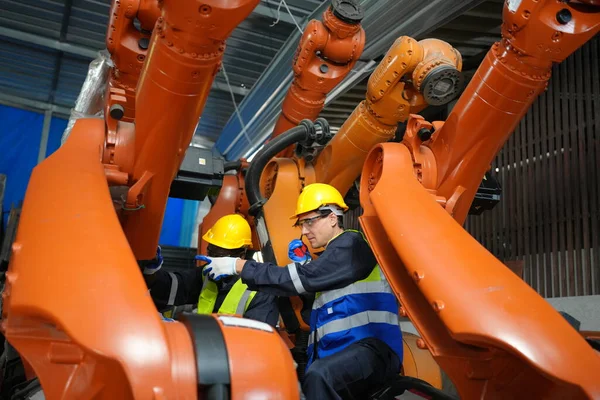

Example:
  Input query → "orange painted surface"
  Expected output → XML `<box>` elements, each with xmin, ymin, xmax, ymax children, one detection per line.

<box><xmin>271</xmin><ymin>6</ymin><xmax>365</xmax><ymax>157</ymax></box>
<box><xmin>120</xmin><ymin>0</ymin><xmax>260</xmax><ymax>259</ymax></box>
<box><xmin>217</xmin><ymin>317</ymin><xmax>299</xmax><ymax>398</ymax></box>
<box><xmin>401</xmin><ymin>333</ymin><xmax>442</xmax><ymax>389</ymax></box>
<box><xmin>1</xmin><ymin>0</ymin><xmax>288</xmax><ymax>397</ymax></box>
<box><xmin>358</xmin><ymin>1</ymin><xmax>600</xmax><ymax>398</ymax></box>
<box><xmin>315</xmin><ymin>37</ymin><xmax>461</xmax><ymax>196</ymax></box>
<box><xmin>3</xmin><ymin>119</ymin><xmax>197</xmax><ymax>399</ymax></box>
<box><xmin>105</xmin><ymin>0</ymin><xmax>160</xmax><ymax>123</ymax></box>
<box><xmin>360</xmin><ymin>143</ymin><xmax>600</xmax><ymax>398</ymax></box>
<box><xmin>427</xmin><ymin>0</ymin><xmax>600</xmax><ymax>224</ymax></box>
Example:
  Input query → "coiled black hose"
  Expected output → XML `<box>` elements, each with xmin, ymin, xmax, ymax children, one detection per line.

<box><xmin>245</xmin><ymin>120</ymin><xmax>314</xmax><ymax>214</ymax></box>
<box><xmin>223</xmin><ymin>160</ymin><xmax>242</xmax><ymax>173</ymax></box>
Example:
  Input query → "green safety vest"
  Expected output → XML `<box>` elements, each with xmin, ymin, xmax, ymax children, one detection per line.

<box><xmin>196</xmin><ymin>276</ymin><xmax>257</xmax><ymax>316</ymax></box>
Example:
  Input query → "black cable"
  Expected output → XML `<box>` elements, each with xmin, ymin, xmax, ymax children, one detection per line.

<box><xmin>223</xmin><ymin>160</ymin><xmax>242</xmax><ymax>172</ymax></box>
<box><xmin>245</xmin><ymin>121</ymin><xmax>314</xmax><ymax>212</ymax></box>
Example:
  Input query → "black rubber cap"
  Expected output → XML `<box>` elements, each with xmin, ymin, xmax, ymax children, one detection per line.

<box><xmin>417</xmin><ymin>128</ymin><xmax>433</xmax><ymax>142</ymax></box>
<box><xmin>138</xmin><ymin>37</ymin><xmax>149</xmax><ymax>50</ymax></box>
<box><xmin>109</xmin><ymin>104</ymin><xmax>125</xmax><ymax>120</ymax></box>
<box><xmin>420</xmin><ymin>65</ymin><xmax>464</xmax><ymax>106</ymax></box>
<box><xmin>330</xmin><ymin>0</ymin><xmax>363</xmax><ymax>24</ymax></box>
<box><xmin>556</xmin><ymin>8</ymin><xmax>572</xmax><ymax>25</ymax></box>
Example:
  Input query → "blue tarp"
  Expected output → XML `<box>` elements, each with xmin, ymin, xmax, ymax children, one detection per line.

<box><xmin>159</xmin><ymin>197</ymin><xmax>200</xmax><ymax>247</ymax></box>
<box><xmin>0</xmin><ymin>105</ymin><xmax>43</xmax><ymax>226</ymax></box>
<box><xmin>0</xmin><ymin>104</ymin><xmax>198</xmax><ymax>246</ymax></box>
<box><xmin>46</xmin><ymin>116</ymin><xmax>68</xmax><ymax>158</ymax></box>
<box><xmin>159</xmin><ymin>197</ymin><xmax>184</xmax><ymax>246</ymax></box>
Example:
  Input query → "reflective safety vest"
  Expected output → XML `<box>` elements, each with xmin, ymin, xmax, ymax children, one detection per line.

<box><xmin>197</xmin><ymin>276</ymin><xmax>257</xmax><ymax>316</ymax></box>
<box><xmin>307</xmin><ymin>231</ymin><xmax>403</xmax><ymax>368</ymax></box>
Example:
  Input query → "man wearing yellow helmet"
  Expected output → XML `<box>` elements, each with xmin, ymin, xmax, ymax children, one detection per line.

<box><xmin>140</xmin><ymin>214</ymin><xmax>279</xmax><ymax>327</ymax></box>
<box><xmin>200</xmin><ymin>183</ymin><xmax>403</xmax><ymax>400</ymax></box>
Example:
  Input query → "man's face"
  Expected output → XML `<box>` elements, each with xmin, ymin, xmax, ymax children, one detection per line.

<box><xmin>297</xmin><ymin>210</ymin><xmax>339</xmax><ymax>249</ymax></box>
<box><xmin>206</xmin><ymin>244</ymin><xmax>246</xmax><ymax>259</ymax></box>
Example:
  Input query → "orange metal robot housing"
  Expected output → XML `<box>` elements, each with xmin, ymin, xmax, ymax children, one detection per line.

<box><xmin>271</xmin><ymin>0</ymin><xmax>365</xmax><ymax>158</ymax></box>
<box><xmin>244</xmin><ymin>35</ymin><xmax>463</xmax><ymax>389</ymax></box>
<box><xmin>246</xmin><ymin>0</ymin><xmax>600</xmax><ymax>397</ymax></box>
<box><xmin>359</xmin><ymin>0</ymin><xmax>600</xmax><ymax>398</ymax></box>
<box><xmin>257</xmin><ymin>34</ymin><xmax>463</xmax><ymax>280</ymax></box>
<box><xmin>203</xmin><ymin>0</ymin><xmax>367</xmax><ymax>334</ymax></box>
<box><xmin>2</xmin><ymin>0</ymin><xmax>299</xmax><ymax>398</ymax></box>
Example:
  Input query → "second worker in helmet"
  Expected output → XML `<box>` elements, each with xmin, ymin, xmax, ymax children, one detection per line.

<box><xmin>140</xmin><ymin>214</ymin><xmax>279</xmax><ymax>327</ymax></box>
<box><xmin>200</xmin><ymin>183</ymin><xmax>403</xmax><ymax>400</ymax></box>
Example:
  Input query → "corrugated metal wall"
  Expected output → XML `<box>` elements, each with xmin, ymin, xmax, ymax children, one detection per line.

<box><xmin>343</xmin><ymin>36</ymin><xmax>599</xmax><ymax>299</ymax></box>
<box><xmin>465</xmin><ymin>36</ymin><xmax>600</xmax><ymax>298</ymax></box>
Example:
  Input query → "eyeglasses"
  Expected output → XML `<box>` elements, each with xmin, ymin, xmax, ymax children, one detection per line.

<box><xmin>294</xmin><ymin>213</ymin><xmax>329</xmax><ymax>229</ymax></box>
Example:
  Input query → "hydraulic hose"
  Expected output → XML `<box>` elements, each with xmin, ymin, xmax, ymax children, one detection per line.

<box><xmin>223</xmin><ymin>160</ymin><xmax>242</xmax><ymax>172</ymax></box>
<box><xmin>245</xmin><ymin>121</ymin><xmax>313</xmax><ymax>212</ymax></box>
<box><xmin>244</xmin><ymin>119</ymin><xmax>326</xmax><ymax>382</ymax></box>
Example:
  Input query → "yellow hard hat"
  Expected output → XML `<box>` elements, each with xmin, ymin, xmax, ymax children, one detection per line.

<box><xmin>203</xmin><ymin>214</ymin><xmax>252</xmax><ymax>249</ymax></box>
<box><xmin>290</xmin><ymin>183</ymin><xmax>349</xmax><ymax>219</ymax></box>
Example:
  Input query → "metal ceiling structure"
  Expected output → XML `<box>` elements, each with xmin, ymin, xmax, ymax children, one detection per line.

<box><xmin>0</xmin><ymin>0</ymin><xmax>504</xmax><ymax>154</ymax></box>
<box><xmin>0</xmin><ymin>0</ymin><xmax>320</xmax><ymax>146</ymax></box>
<box><xmin>318</xmin><ymin>0</ymin><xmax>504</xmax><ymax>138</ymax></box>
<box><xmin>218</xmin><ymin>0</ymin><xmax>505</xmax><ymax>160</ymax></box>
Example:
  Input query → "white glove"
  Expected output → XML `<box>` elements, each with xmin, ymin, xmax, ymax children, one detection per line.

<box><xmin>197</xmin><ymin>256</ymin><xmax>238</xmax><ymax>281</ymax></box>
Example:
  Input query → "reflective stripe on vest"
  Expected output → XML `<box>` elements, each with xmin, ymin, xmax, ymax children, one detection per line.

<box><xmin>161</xmin><ymin>272</ymin><xmax>181</xmax><ymax>318</ymax></box>
<box><xmin>313</xmin><ymin>265</ymin><xmax>386</xmax><ymax>308</ymax></box>
<box><xmin>197</xmin><ymin>276</ymin><xmax>257</xmax><ymax>316</ymax></box>
<box><xmin>309</xmin><ymin>265</ymin><xmax>396</xmax><ymax>346</ymax></box>
<box><xmin>308</xmin><ymin>310</ymin><xmax>399</xmax><ymax>347</ymax></box>
<box><xmin>307</xmin><ymin>230</ymin><xmax>403</xmax><ymax>366</ymax></box>
<box><xmin>167</xmin><ymin>272</ymin><xmax>178</xmax><ymax>306</ymax></box>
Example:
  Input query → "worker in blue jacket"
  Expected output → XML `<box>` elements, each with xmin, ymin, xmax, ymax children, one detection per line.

<box><xmin>139</xmin><ymin>214</ymin><xmax>279</xmax><ymax>327</ymax></box>
<box><xmin>199</xmin><ymin>183</ymin><xmax>403</xmax><ymax>400</ymax></box>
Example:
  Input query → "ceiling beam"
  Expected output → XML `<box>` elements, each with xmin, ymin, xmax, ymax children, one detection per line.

<box><xmin>0</xmin><ymin>26</ymin><xmax>250</xmax><ymax>97</ymax></box>
<box><xmin>190</xmin><ymin>135</ymin><xmax>216</xmax><ymax>149</ymax></box>
<box><xmin>48</xmin><ymin>0</ymin><xmax>74</xmax><ymax>105</ymax></box>
<box><xmin>253</xmin><ymin>3</ymin><xmax>299</xmax><ymax>25</ymax></box>
<box><xmin>212</xmin><ymin>80</ymin><xmax>249</xmax><ymax>97</ymax></box>
<box><xmin>0</xmin><ymin>26</ymin><xmax>97</xmax><ymax>59</ymax></box>
<box><xmin>0</xmin><ymin>93</ymin><xmax>72</xmax><ymax>117</ymax></box>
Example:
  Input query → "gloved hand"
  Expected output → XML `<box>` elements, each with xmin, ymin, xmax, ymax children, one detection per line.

<box><xmin>140</xmin><ymin>246</ymin><xmax>163</xmax><ymax>275</ymax></box>
<box><xmin>288</xmin><ymin>239</ymin><xmax>311</xmax><ymax>263</ymax></box>
<box><xmin>195</xmin><ymin>255</ymin><xmax>238</xmax><ymax>281</ymax></box>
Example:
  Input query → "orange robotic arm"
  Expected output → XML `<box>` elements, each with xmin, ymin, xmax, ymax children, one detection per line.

<box><xmin>104</xmin><ymin>0</ymin><xmax>160</xmax><ymax>124</ymax></box>
<box><xmin>253</xmin><ymin>37</ymin><xmax>462</xmax><ymax>267</ymax></box>
<box><xmin>115</xmin><ymin>0</ymin><xmax>260</xmax><ymax>260</ymax></box>
<box><xmin>244</xmin><ymin>37</ymin><xmax>463</xmax><ymax>337</ymax></box>
<box><xmin>359</xmin><ymin>0</ymin><xmax>600</xmax><ymax>398</ymax></box>
<box><xmin>314</xmin><ymin>36</ymin><xmax>463</xmax><ymax>196</ymax></box>
<box><xmin>3</xmin><ymin>0</ymin><xmax>299</xmax><ymax>398</ymax></box>
<box><xmin>197</xmin><ymin>161</ymin><xmax>260</xmax><ymax>256</ymax></box>
<box><xmin>205</xmin><ymin>0</ymin><xmax>365</xmax><ymax>259</ymax></box>
<box><xmin>272</xmin><ymin>0</ymin><xmax>365</xmax><ymax>158</ymax></box>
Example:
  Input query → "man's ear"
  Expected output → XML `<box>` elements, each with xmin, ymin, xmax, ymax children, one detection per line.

<box><xmin>330</xmin><ymin>213</ymin><xmax>338</xmax><ymax>227</ymax></box>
